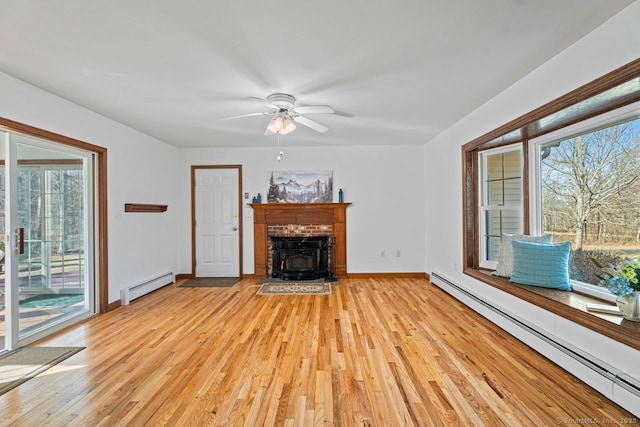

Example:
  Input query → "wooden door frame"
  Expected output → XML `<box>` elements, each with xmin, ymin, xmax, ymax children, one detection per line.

<box><xmin>190</xmin><ymin>165</ymin><xmax>243</xmax><ymax>278</ymax></box>
<box><xmin>0</xmin><ymin>117</ymin><xmax>109</xmax><ymax>314</ymax></box>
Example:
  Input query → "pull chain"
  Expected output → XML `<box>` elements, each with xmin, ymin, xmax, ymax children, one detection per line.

<box><xmin>276</xmin><ymin>133</ymin><xmax>284</xmax><ymax>161</ymax></box>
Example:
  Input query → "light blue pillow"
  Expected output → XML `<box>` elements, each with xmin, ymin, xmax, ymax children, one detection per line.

<box><xmin>509</xmin><ymin>240</ymin><xmax>572</xmax><ymax>291</ymax></box>
<box><xmin>494</xmin><ymin>233</ymin><xmax>553</xmax><ymax>278</ymax></box>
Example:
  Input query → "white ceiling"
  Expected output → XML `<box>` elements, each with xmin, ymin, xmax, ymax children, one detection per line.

<box><xmin>0</xmin><ymin>1</ymin><xmax>633</xmax><ymax>148</ymax></box>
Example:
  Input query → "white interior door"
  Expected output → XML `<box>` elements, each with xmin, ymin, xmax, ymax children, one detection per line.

<box><xmin>195</xmin><ymin>168</ymin><xmax>239</xmax><ymax>277</ymax></box>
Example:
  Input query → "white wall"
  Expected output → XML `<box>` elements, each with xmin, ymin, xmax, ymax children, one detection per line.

<box><xmin>424</xmin><ymin>1</ymin><xmax>640</xmax><ymax>411</ymax></box>
<box><xmin>0</xmin><ymin>69</ymin><xmax>427</xmax><ymax>302</ymax></box>
<box><xmin>0</xmin><ymin>71</ymin><xmax>181</xmax><ymax>304</ymax></box>
<box><xmin>179</xmin><ymin>144</ymin><xmax>425</xmax><ymax>275</ymax></box>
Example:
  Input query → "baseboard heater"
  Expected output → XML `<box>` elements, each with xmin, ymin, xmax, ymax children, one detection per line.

<box><xmin>430</xmin><ymin>272</ymin><xmax>640</xmax><ymax>400</ymax></box>
<box><xmin>120</xmin><ymin>271</ymin><xmax>174</xmax><ymax>305</ymax></box>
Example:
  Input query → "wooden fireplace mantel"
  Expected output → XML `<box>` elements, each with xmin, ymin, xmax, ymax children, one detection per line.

<box><xmin>250</xmin><ymin>203</ymin><xmax>351</xmax><ymax>278</ymax></box>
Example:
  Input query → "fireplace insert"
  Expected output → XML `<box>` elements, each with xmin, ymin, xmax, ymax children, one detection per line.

<box><xmin>271</xmin><ymin>236</ymin><xmax>332</xmax><ymax>280</ymax></box>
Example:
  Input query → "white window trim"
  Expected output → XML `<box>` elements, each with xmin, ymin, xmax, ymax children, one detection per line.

<box><xmin>478</xmin><ymin>144</ymin><xmax>523</xmax><ymax>269</ymax></box>
<box><xmin>528</xmin><ymin>100</ymin><xmax>640</xmax><ymax>302</ymax></box>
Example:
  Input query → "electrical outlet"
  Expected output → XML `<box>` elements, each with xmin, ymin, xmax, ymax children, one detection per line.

<box><xmin>395</xmin><ymin>250</ymin><xmax>401</xmax><ymax>257</ymax></box>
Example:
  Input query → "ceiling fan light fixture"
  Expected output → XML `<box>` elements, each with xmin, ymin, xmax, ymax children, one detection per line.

<box><xmin>267</xmin><ymin>116</ymin><xmax>296</xmax><ymax>135</ymax></box>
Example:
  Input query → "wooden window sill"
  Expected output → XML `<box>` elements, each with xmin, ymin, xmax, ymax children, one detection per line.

<box><xmin>464</xmin><ymin>268</ymin><xmax>640</xmax><ymax>351</ymax></box>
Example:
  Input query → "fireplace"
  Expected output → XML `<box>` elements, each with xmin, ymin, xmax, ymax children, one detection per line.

<box><xmin>271</xmin><ymin>236</ymin><xmax>331</xmax><ymax>280</ymax></box>
<box><xmin>250</xmin><ymin>203</ymin><xmax>351</xmax><ymax>278</ymax></box>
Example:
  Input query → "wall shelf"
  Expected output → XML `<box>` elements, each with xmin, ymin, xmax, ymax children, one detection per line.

<box><xmin>125</xmin><ymin>203</ymin><xmax>168</xmax><ymax>213</ymax></box>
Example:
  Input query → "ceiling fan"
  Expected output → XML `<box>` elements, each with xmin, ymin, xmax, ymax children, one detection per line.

<box><xmin>221</xmin><ymin>93</ymin><xmax>334</xmax><ymax>134</ymax></box>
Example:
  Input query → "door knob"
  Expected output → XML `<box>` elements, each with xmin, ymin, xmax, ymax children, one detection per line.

<box><xmin>232</xmin><ymin>226</ymin><xmax>238</xmax><ymax>231</ymax></box>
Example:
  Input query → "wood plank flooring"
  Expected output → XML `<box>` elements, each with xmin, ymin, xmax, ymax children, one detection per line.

<box><xmin>0</xmin><ymin>278</ymin><xmax>636</xmax><ymax>426</ymax></box>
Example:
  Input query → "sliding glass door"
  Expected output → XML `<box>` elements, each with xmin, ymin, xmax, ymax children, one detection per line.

<box><xmin>1</xmin><ymin>131</ymin><xmax>95</xmax><ymax>350</ymax></box>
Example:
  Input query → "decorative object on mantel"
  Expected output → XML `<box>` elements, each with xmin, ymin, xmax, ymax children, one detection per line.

<box><xmin>124</xmin><ymin>203</ymin><xmax>168</xmax><ymax>213</ymax></box>
<box><xmin>267</xmin><ymin>170</ymin><xmax>333</xmax><ymax>203</ymax></box>
<box><xmin>338</xmin><ymin>188</ymin><xmax>344</xmax><ymax>203</ymax></box>
<box><xmin>593</xmin><ymin>258</ymin><xmax>640</xmax><ymax>322</ymax></box>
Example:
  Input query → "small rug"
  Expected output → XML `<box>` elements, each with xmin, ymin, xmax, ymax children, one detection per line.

<box><xmin>0</xmin><ymin>346</ymin><xmax>84</xmax><ymax>395</ymax></box>
<box><xmin>179</xmin><ymin>277</ymin><xmax>240</xmax><ymax>288</ymax></box>
<box><xmin>257</xmin><ymin>278</ymin><xmax>339</xmax><ymax>284</ymax></box>
<box><xmin>257</xmin><ymin>282</ymin><xmax>332</xmax><ymax>295</ymax></box>
<box><xmin>19</xmin><ymin>294</ymin><xmax>84</xmax><ymax>308</ymax></box>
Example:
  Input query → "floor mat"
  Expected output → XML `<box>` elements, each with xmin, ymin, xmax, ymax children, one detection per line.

<box><xmin>0</xmin><ymin>346</ymin><xmax>84</xmax><ymax>395</ymax></box>
<box><xmin>178</xmin><ymin>277</ymin><xmax>240</xmax><ymax>287</ymax></box>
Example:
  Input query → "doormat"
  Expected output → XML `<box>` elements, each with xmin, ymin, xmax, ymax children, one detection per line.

<box><xmin>257</xmin><ymin>282</ymin><xmax>331</xmax><ymax>295</ymax></box>
<box><xmin>19</xmin><ymin>294</ymin><xmax>84</xmax><ymax>308</ymax></box>
<box><xmin>0</xmin><ymin>346</ymin><xmax>84</xmax><ymax>396</ymax></box>
<box><xmin>178</xmin><ymin>277</ymin><xmax>240</xmax><ymax>288</ymax></box>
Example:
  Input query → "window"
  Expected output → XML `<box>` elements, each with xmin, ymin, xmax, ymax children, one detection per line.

<box><xmin>462</xmin><ymin>59</ymin><xmax>640</xmax><ymax>350</ymax></box>
<box><xmin>530</xmin><ymin>104</ymin><xmax>640</xmax><ymax>298</ymax></box>
<box><xmin>1</xmin><ymin>163</ymin><xmax>86</xmax><ymax>288</ymax></box>
<box><xmin>478</xmin><ymin>146</ymin><xmax>522</xmax><ymax>269</ymax></box>
<box><xmin>15</xmin><ymin>164</ymin><xmax>85</xmax><ymax>289</ymax></box>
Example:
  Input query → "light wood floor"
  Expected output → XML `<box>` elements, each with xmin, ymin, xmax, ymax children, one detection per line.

<box><xmin>0</xmin><ymin>278</ymin><xmax>635</xmax><ymax>426</ymax></box>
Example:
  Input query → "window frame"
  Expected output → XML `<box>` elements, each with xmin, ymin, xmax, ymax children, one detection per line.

<box><xmin>478</xmin><ymin>144</ymin><xmax>523</xmax><ymax>269</ymax></box>
<box><xmin>462</xmin><ymin>58</ymin><xmax>640</xmax><ymax>351</ymax></box>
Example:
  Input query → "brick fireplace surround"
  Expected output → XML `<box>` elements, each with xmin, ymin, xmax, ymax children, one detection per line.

<box><xmin>250</xmin><ymin>203</ymin><xmax>351</xmax><ymax>278</ymax></box>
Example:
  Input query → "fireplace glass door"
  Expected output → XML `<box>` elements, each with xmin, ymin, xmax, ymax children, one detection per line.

<box><xmin>271</xmin><ymin>236</ymin><xmax>330</xmax><ymax>280</ymax></box>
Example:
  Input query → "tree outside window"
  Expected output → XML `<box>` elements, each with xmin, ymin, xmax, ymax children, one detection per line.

<box><xmin>540</xmin><ymin>117</ymin><xmax>640</xmax><ymax>286</ymax></box>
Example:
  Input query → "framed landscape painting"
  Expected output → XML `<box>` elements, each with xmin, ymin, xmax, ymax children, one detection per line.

<box><xmin>267</xmin><ymin>170</ymin><xmax>333</xmax><ymax>203</ymax></box>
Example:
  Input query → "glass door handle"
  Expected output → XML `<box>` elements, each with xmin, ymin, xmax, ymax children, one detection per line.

<box><xmin>14</xmin><ymin>228</ymin><xmax>24</xmax><ymax>255</ymax></box>
<box><xmin>19</xmin><ymin>228</ymin><xmax>24</xmax><ymax>254</ymax></box>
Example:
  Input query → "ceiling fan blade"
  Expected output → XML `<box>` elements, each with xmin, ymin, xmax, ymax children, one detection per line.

<box><xmin>294</xmin><ymin>115</ymin><xmax>329</xmax><ymax>133</ymax></box>
<box><xmin>248</xmin><ymin>96</ymin><xmax>278</xmax><ymax>109</ymax></box>
<box><xmin>294</xmin><ymin>105</ymin><xmax>335</xmax><ymax>115</ymax></box>
<box><xmin>220</xmin><ymin>111</ymin><xmax>271</xmax><ymax>120</ymax></box>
